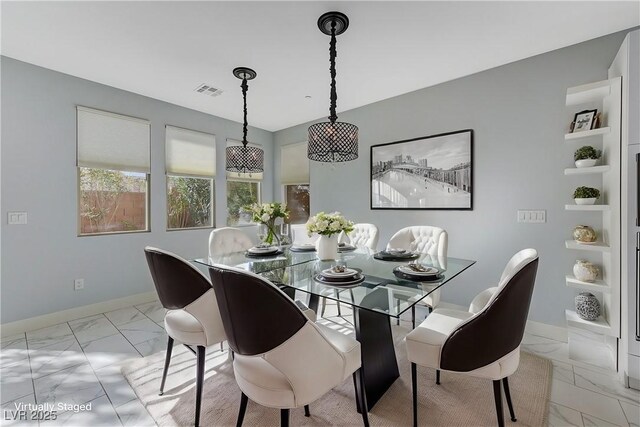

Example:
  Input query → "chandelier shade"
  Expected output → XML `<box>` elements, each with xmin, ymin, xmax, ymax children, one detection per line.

<box><xmin>226</xmin><ymin>66</ymin><xmax>264</xmax><ymax>175</ymax></box>
<box><xmin>307</xmin><ymin>121</ymin><xmax>358</xmax><ymax>162</ymax></box>
<box><xmin>308</xmin><ymin>11</ymin><xmax>358</xmax><ymax>163</ymax></box>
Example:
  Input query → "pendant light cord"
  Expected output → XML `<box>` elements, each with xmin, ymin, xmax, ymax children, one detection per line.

<box><xmin>241</xmin><ymin>77</ymin><xmax>249</xmax><ymax>146</ymax></box>
<box><xmin>329</xmin><ymin>20</ymin><xmax>338</xmax><ymax>124</ymax></box>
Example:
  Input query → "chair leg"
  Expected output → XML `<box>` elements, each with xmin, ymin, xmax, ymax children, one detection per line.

<box><xmin>411</xmin><ymin>362</ymin><xmax>418</xmax><ymax>427</ymax></box>
<box><xmin>304</xmin><ymin>405</ymin><xmax>310</xmax><ymax>417</ymax></box>
<box><xmin>396</xmin><ymin>300</ymin><xmax>401</xmax><ymax>325</ymax></box>
<box><xmin>195</xmin><ymin>346</ymin><xmax>206</xmax><ymax>427</ymax></box>
<box><xmin>436</xmin><ymin>369</ymin><xmax>441</xmax><ymax>385</ymax></box>
<box><xmin>354</xmin><ymin>368</ymin><xmax>370</xmax><ymax>427</ymax></box>
<box><xmin>220</xmin><ymin>341</ymin><xmax>224</xmax><ymax>352</ymax></box>
<box><xmin>411</xmin><ymin>305</ymin><xmax>416</xmax><ymax>329</ymax></box>
<box><xmin>159</xmin><ymin>336</ymin><xmax>174</xmax><ymax>395</ymax></box>
<box><xmin>493</xmin><ymin>380</ymin><xmax>505</xmax><ymax>427</ymax></box>
<box><xmin>236</xmin><ymin>392</ymin><xmax>248</xmax><ymax>427</ymax></box>
<box><xmin>502</xmin><ymin>378</ymin><xmax>517</xmax><ymax>422</ymax></box>
<box><xmin>280</xmin><ymin>409</ymin><xmax>289</xmax><ymax>427</ymax></box>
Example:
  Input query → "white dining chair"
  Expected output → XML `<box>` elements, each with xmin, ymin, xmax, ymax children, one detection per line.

<box><xmin>406</xmin><ymin>249</ymin><xmax>539</xmax><ymax>427</ymax></box>
<box><xmin>386</xmin><ymin>226</ymin><xmax>448</xmax><ymax>327</ymax></box>
<box><xmin>291</xmin><ymin>223</ymin><xmax>318</xmax><ymax>245</ymax></box>
<box><xmin>208</xmin><ymin>227</ymin><xmax>253</xmax><ymax>258</ymax></box>
<box><xmin>339</xmin><ymin>223</ymin><xmax>379</xmax><ymax>251</ymax></box>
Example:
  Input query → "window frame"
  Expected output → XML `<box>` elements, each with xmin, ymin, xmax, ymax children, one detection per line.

<box><xmin>282</xmin><ymin>182</ymin><xmax>310</xmax><ymax>225</ymax></box>
<box><xmin>166</xmin><ymin>174</ymin><xmax>215</xmax><ymax>231</ymax></box>
<box><xmin>77</xmin><ymin>167</ymin><xmax>151</xmax><ymax>237</ymax></box>
<box><xmin>226</xmin><ymin>178</ymin><xmax>262</xmax><ymax>227</ymax></box>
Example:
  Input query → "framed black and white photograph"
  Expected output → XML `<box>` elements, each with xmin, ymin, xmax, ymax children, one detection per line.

<box><xmin>370</xmin><ymin>129</ymin><xmax>473</xmax><ymax>210</ymax></box>
<box><xmin>572</xmin><ymin>109</ymin><xmax>597</xmax><ymax>132</ymax></box>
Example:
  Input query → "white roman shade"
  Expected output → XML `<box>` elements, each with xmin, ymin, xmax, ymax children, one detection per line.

<box><xmin>280</xmin><ymin>142</ymin><xmax>309</xmax><ymax>184</ymax></box>
<box><xmin>226</xmin><ymin>139</ymin><xmax>264</xmax><ymax>180</ymax></box>
<box><xmin>165</xmin><ymin>126</ymin><xmax>216</xmax><ymax>177</ymax></box>
<box><xmin>77</xmin><ymin>106</ymin><xmax>150</xmax><ymax>173</ymax></box>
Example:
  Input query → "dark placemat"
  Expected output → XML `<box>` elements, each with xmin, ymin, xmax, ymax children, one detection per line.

<box><xmin>244</xmin><ymin>249</ymin><xmax>284</xmax><ymax>258</ymax></box>
<box><xmin>392</xmin><ymin>266</ymin><xmax>444</xmax><ymax>282</ymax></box>
<box><xmin>289</xmin><ymin>247</ymin><xmax>317</xmax><ymax>253</ymax></box>
<box><xmin>313</xmin><ymin>274</ymin><xmax>365</xmax><ymax>287</ymax></box>
<box><xmin>374</xmin><ymin>251</ymin><xmax>420</xmax><ymax>261</ymax></box>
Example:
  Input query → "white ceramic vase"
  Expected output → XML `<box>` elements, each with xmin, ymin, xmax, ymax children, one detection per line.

<box><xmin>575</xmin><ymin>159</ymin><xmax>597</xmax><ymax>168</ymax></box>
<box><xmin>316</xmin><ymin>234</ymin><xmax>339</xmax><ymax>260</ymax></box>
<box><xmin>575</xmin><ymin>198</ymin><xmax>596</xmax><ymax>205</ymax></box>
<box><xmin>573</xmin><ymin>260</ymin><xmax>599</xmax><ymax>282</ymax></box>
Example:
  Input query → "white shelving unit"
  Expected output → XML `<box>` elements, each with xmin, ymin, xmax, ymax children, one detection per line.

<box><xmin>565</xmin><ymin>204</ymin><xmax>610</xmax><ymax>211</ymax></box>
<box><xmin>564</xmin><ymin>165</ymin><xmax>611</xmax><ymax>175</ymax></box>
<box><xmin>564</xmin><ymin>77</ymin><xmax>622</xmax><ymax>370</ymax></box>
<box><xmin>565</xmin><ymin>275</ymin><xmax>610</xmax><ymax>293</ymax></box>
<box><xmin>565</xmin><ymin>127</ymin><xmax>611</xmax><ymax>141</ymax></box>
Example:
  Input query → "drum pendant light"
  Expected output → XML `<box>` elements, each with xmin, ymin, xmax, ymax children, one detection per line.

<box><xmin>226</xmin><ymin>67</ymin><xmax>264</xmax><ymax>175</ymax></box>
<box><xmin>308</xmin><ymin>12</ymin><xmax>358</xmax><ymax>163</ymax></box>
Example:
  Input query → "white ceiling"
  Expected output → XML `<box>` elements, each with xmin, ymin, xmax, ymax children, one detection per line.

<box><xmin>2</xmin><ymin>1</ymin><xmax>638</xmax><ymax>132</ymax></box>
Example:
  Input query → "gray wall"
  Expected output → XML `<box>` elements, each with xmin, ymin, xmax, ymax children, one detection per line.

<box><xmin>274</xmin><ymin>31</ymin><xmax>631</xmax><ymax>327</ymax></box>
<box><xmin>0</xmin><ymin>57</ymin><xmax>274</xmax><ymax>323</ymax></box>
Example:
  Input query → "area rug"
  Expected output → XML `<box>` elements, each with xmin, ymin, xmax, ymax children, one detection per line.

<box><xmin>122</xmin><ymin>318</ymin><xmax>551</xmax><ymax>426</ymax></box>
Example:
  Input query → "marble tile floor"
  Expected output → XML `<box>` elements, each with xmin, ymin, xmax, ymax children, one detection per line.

<box><xmin>0</xmin><ymin>300</ymin><xmax>638</xmax><ymax>426</ymax></box>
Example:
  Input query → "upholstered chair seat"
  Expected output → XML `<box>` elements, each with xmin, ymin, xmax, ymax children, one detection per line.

<box><xmin>163</xmin><ymin>289</ymin><xmax>225</xmax><ymax>346</ymax></box>
<box><xmin>406</xmin><ymin>249</ymin><xmax>539</xmax><ymax>427</ymax></box>
<box><xmin>209</xmin><ymin>227</ymin><xmax>253</xmax><ymax>257</ymax></box>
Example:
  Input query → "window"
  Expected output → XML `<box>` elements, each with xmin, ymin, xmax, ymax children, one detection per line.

<box><xmin>165</xmin><ymin>126</ymin><xmax>215</xmax><ymax>230</ymax></box>
<box><xmin>227</xmin><ymin>180</ymin><xmax>260</xmax><ymax>225</ymax></box>
<box><xmin>284</xmin><ymin>184</ymin><xmax>310</xmax><ymax>224</ymax></box>
<box><xmin>280</xmin><ymin>142</ymin><xmax>310</xmax><ymax>224</ymax></box>
<box><xmin>77</xmin><ymin>107</ymin><xmax>150</xmax><ymax>235</ymax></box>
<box><xmin>226</xmin><ymin>139</ymin><xmax>263</xmax><ymax>226</ymax></box>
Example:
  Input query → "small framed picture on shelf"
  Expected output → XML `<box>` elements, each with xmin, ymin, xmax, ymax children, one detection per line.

<box><xmin>571</xmin><ymin>109</ymin><xmax>598</xmax><ymax>133</ymax></box>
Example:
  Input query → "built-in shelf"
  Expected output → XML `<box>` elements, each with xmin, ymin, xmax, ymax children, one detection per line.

<box><xmin>565</xmin><ymin>275</ymin><xmax>610</xmax><ymax>293</ymax></box>
<box><xmin>565</xmin><ymin>127</ymin><xmax>611</xmax><ymax>141</ymax></box>
<box><xmin>564</xmin><ymin>165</ymin><xmax>611</xmax><ymax>175</ymax></box>
<box><xmin>565</xmin><ymin>204</ymin><xmax>610</xmax><ymax>211</ymax></box>
<box><xmin>566</xmin><ymin>79</ymin><xmax>611</xmax><ymax>105</ymax></box>
<box><xmin>565</xmin><ymin>240</ymin><xmax>610</xmax><ymax>252</ymax></box>
<box><xmin>565</xmin><ymin>309</ymin><xmax>613</xmax><ymax>336</ymax></box>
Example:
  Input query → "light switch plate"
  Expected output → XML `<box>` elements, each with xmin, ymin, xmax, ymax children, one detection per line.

<box><xmin>517</xmin><ymin>210</ymin><xmax>546</xmax><ymax>223</ymax></box>
<box><xmin>7</xmin><ymin>212</ymin><xmax>27</xmax><ymax>225</ymax></box>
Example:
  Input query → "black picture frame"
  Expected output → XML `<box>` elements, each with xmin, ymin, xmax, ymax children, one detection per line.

<box><xmin>370</xmin><ymin>129</ymin><xmax>473</xmax><ymax>210</ymax></box>
<box><xmin>572</xmin><ymin>109</ymin><xmax>597</xmax><ymax>133</ymax></box>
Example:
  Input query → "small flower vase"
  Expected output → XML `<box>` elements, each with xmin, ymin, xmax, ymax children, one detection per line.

<box><xmin>573</xmin><ymin>260</ymin><xmax>599</xmax><ymax>283</ymax></box>
<box><xmin>261</xmin><ymin>220</ymin><xmax>280</xmax><ymax>246</ymax></box>
<box><xmin>575</xmin><ymin>292</ymin><xmax>601</xmax><ymax>321</ymax></box>
<box><xmin>316</xmin><ymin>234</ymin><xmax>339</xmax><ymax>260</ymax></box>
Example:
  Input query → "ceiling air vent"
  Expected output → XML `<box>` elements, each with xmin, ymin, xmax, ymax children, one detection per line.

<box><xmin>194</xmin><ymin>83</ymin><xmax>223</xmax><ymax>97</ymax></box>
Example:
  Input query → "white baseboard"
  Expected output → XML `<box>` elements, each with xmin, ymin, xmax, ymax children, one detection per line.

<box><xmin>526</xmin><ymin>319</ymin><xmax>568</xmax><ymax>342</ymax></box>
<box><xmin>1</xmin><ymin>291</ymin><xmax>158</xmax><ymax>337</ymax></box>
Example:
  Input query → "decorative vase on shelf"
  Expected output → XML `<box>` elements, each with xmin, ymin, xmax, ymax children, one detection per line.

<box><xmin>575</xmin><ymin>159</ymin><xmax>597</xmax><ymax>168</ymax></box>
<box><xmin>574</xmin><ymin>197</ymin><xmax>597</xmax><ymax>205</ymax></box>
<box><xmin>575</xmin><ymin>292</ymin><xmax>601</xmax><ymax>321</ymax></box>
<box><xmin>573</xmin><ymin>225</ymin><xmax>597</xmax><ymax>243</ymax></box>
<box><xmin>316</xmin><ymin>234</ymin><xmax>339</xmax><ymax>260</ymax></box>
<box><xmin>573</xmin><ymin>260</ymin><xmax>599</xmax><ymax>282</ymax></box>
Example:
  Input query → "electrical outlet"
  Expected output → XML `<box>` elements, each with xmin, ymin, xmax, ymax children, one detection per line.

<box><xmin>74</xmin><ymin>279</ymin><xmax>84</xmax><ymax>291</ymax></box>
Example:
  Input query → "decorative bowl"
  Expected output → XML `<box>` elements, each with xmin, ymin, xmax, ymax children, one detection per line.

<box><xmin>575</xmin><ymin>292</ymin><xmax>600</xmax><ymax>321</ymax></box>
<box><xmin>573</xmin><ymin>260</ymin><xmax>599</xmax><ymax>282</ymax></box>
<box><xmin>574</xmin><ymin>198</ymin><xmax>596</xmax><ymax>205</ymax></box>
<box><xmin>575</xmin><ymin>159</ymin><xmax>597</xmax><ymax>168</ymax></box>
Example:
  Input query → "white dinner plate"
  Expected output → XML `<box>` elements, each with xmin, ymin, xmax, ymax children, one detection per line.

<box><xmin>397</xmin><ymin>265</ymin><xmax>440</xmax><ymax>276</ymax></box>
<box><xmin>248</xmin><ymin>246</ymin><xmax>279</xmax><ymax>254</ymax></box>
<box><xmin>321</xmin><ymin>268</ymin><xmax>358</xmax><ymax>278</ymax></box>
<box><xmin>291</xmin><ymin>244</ymin><xmax>316</xmax><ymax>251</ymax></box>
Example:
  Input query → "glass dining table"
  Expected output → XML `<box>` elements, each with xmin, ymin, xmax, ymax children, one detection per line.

<box><xmin>193</xmin><ymin>247</ymin><xmax>475</xmax><ymax>411</ymax></box>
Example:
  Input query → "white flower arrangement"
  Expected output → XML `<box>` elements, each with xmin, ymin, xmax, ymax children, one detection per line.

<box><xmin>306</xmin><ymin>212</ymin><xmax>354</xmax><ymax>237</ymax></box>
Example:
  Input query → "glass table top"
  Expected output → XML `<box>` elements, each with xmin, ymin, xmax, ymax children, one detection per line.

<box><xmin>192</xmin><ymin>247</ymin><xmax>475</xmax><ymax>317</ymax></box>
